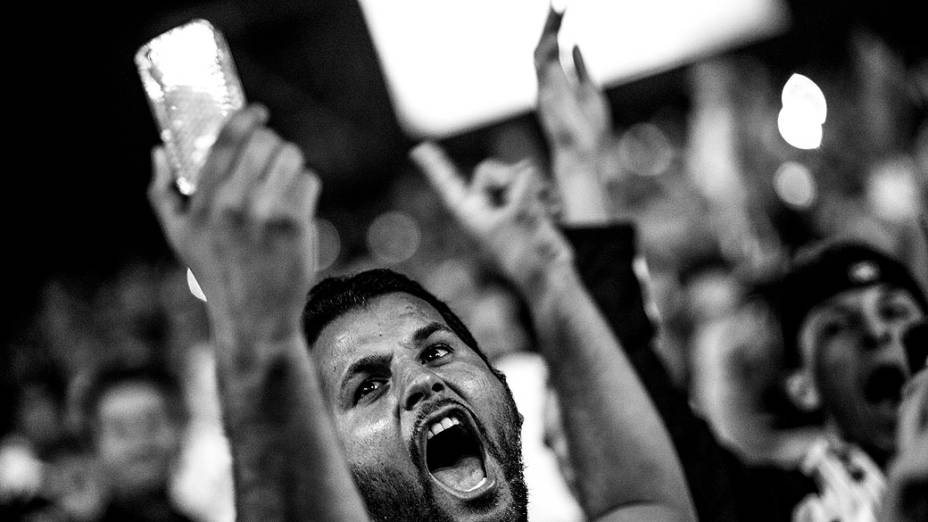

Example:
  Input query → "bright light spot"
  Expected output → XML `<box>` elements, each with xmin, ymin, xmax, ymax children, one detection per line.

<box><xmin>551</xmin><ymin>0</ymin><xmax>569</xmax><ymax>15</ymax></box>
<box><xmin>142</xmin><ymin>21</ymin><xmax>224</xmax><ymax>87</ymax></box>
<box><xmin>777</xmin><ymin>106</ymin><xmax>822</xmax><ymax>150</ymax></box>
<box><xmin>367</xmin><ymin>211</ymin><xmax>421</xmax><ymax>265</ymax></box>
<box><xmin>357</xmin><ymin>0</ymin><xmax>789</xmax><ymax>137</ymax></box>
<box><xmin>773</xmin><ymin>161</ymin><xmax>817</xmax><ymax>208</ymax></box>
<box><xmin>187</xmin><ymin>268</ymin><xmax>207</xmax><ymax>302</ymax></box>
<box><xmin>0</xmin><ymin>442</ymin><xmax>43</xmax><ymax>494</ymax></box>
<box><xmin>617</xmin><ymin>123</ymin><xmax>674</xmax><ymax>176</ymax></box>
<box><xmin>867</xmin><ymin>159</ymin><xmax>920</xmax><ymax>223</ymax></box>
<box><xmin>137</xmin><ymin>19</ymin><xmax>245</xmax><ymax>195</ymax></box>
<box><xmin>176</xmin><ymin>178</ymin><xmax>196</xmax><ymax>196</ymax></box>
<box><xmin>314</xmin><ymin>218</ymin><xmax>341</xmax><ymax>271</ymax></box>
<box><xmin>781</xmin><ymin>73</ymin><xmax>827</xmax><ymax>124</ymax></box>
<box><xmin>778</xmin><ymin>73</ymin><xmax>826</xmax><ymax>150</ymax></box>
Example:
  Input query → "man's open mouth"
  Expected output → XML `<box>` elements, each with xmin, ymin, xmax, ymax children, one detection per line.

<box><xmin>418</xmin><ymin>406</ymin><xmax>494</xmax><ymax>499</ymax></box>
<box><xmin>863</xmin><ymin>364</ymin><xmax>907</xmax><ymax>407</ymax></box>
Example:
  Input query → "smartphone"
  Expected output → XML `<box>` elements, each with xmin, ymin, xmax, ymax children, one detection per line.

<box><xmin>135</xmin><ymin>19</ymin><xmax>246</xmax><ymax>195</ymax></box>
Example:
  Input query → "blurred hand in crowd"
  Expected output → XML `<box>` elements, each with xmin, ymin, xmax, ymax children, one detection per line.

<box><xmin>410</xmin><ymin>142</ymin><xmax>572</xmax><ymax>294</ymax></box>
<box><xmin>880</xmin><ymin>368</ymin><xmax>928</xmax><ymax>522</ymax></box>
<box><xmin>533</xmin><ymin>4</ymin><xmax>617</xmax><ymax>225</ymax></box>
<box><xmin>149</xmin><ymin>104</ymin><xmax>321</xmax><ymax>340</ymax></box>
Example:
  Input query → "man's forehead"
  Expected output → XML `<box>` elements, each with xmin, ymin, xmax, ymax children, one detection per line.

<box><xmin>810</xmin><ymin>284</ymin><xmax>917</xmax><ymax>317</ymax></box>
<box><xmin>322</xmin><ymin>293</ymin><xmax>446</xmax><ymax>345</ymax></box>
<box><xmin>311</xmin><ymin>293</ymin><xmax>452</xmax><ymax>378</ymax></box>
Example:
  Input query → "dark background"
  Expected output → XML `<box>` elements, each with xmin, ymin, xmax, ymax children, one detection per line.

<box><xmin>4</xmin><ymin>0</ymin><xmax>926</xmax><ymax>348</ymax></box>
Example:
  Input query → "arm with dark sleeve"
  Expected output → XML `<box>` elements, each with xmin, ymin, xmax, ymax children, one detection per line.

<box><xmin>411</xmin><ymin>142</ymin><xmax>696</xmax><ymax>522</ymax></box>
<box><xmin>537</xmin><ymin>3</ymin><xmax>811</xmax><ymax>516</ymax></box>
<box><xmin>563</xmin><ymin>224</ymin><xmax>815</xmax><ymax>522</ymax></box>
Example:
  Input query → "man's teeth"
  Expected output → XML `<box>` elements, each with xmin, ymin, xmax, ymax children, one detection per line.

<box><xmin>427</xmin><ymin>415</ymin><xmax>462</xmax><ymax>439</ymax></box>
<box><xmin>463</xmin><ymin>476</ymin><xmax>488</xmax><ymax>492</ymax></box>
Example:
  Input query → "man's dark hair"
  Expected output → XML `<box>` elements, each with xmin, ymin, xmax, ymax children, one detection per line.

<box><xmin>80</xmin><ymin>362</ymin><xmax>187</xmax><ymax>439</ymax></box>
<box><xmin>304</xmin><ymin>270</ymin><xmax>527</xmax><ymax>521</ymax></box>
<box><xmin>302</xmin><ymin>269</ymin><xmax>497</xmax><ymax>372</ymax></box>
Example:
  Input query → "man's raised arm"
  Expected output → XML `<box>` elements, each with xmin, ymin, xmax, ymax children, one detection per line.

<box><xmin>148</xmin><ymin>105</ymin><xmax>369</xmax><ymax>521</ymax></box>
<box><xmin>410</xmin><ymin>142</ymin><xmax>695</xmax><ymax>522</ymax></box>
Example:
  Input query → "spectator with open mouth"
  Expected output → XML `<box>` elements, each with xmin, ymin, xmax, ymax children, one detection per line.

<box><xmin>771</xmin><ymin>241</ymin><xmax>928</xmax><ymax>521</ymax></box>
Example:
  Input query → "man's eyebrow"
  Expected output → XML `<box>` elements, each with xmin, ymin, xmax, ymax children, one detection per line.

<box><xmin>342</xmin><ymin>353</ymin><xmax>392</xmax><ymax>384</ymax></box>
<box><xmin>412</xmin><ymin>322</ymin><xmax>454</xmax><ymax>344</ymax></box>
<box><xmin>880</xmin><ymin>286</ymin><xmax>913</xmax><ymax>302</ymax></box>
<box><xmin>339</xmin><ymin>324</ymin><xmax>454</xmax><ymax>383</ymax></box>
<box><xmin>820</xmin><ymin>303</ymin><xmax>855</xmax><ymax>320</ymax></box>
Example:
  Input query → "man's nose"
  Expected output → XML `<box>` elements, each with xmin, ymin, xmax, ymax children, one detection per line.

<box><xmin>401</xmin><ymin>367</ymin><xmax>446</xmax><ymax>411</ymax></box>
<box><xmin>860</xmin><ymin>309</ymin><xmax>900</xmax><ymax>353</ymax></box>
<box><xmin>860</xmin><ymin>325</ymin><xmax>892</xmax><ymax>351</ymax></box>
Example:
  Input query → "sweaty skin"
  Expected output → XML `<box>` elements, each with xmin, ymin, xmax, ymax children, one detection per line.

<box><xmin>314</xmin><ymin>292</ymin><xmax>527</xmax><ymax>522</ymax></box>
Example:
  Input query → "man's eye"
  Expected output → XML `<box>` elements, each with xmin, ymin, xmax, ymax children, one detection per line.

<box><xmin>421</xmin><ymin>344</ymin><xmax>452</xmax><ymax>364</ymax></box>
<box><xmin>820</xmin><ymin>319</ymin><xmax>849</xmax><ymax>340</ymax></box>
<box><xmin>880</xmin><ymin>301</ymin><xmax>911</xmax><ymax>321</ymax></box>
<box><xmin>355</xmin><ymin>379</ymin><xmax>386</xmax><ymax>403</ymax></box>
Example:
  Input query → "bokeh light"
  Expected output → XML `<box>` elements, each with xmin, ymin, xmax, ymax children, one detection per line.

<box><xmin>314</xmin><ymin>218</ymin><xmax>342</xmax><ymax>271</ymax></box>
<box><xmin>866</xmin><ymin>159</ymin><xmax>920</xmax><ymax>223</ymax></box>
<box><xmin>773</xmin><ymin>161</ymin><xmax>817</xmax><ymax>208</ymax></box>
<box><xmin>617</xmin><ymin>123</ymin><xmax>674</xmax><ymax>176</ymax></box>
<box><xmin>777</xmin><ymin>106</ymin><xmax>823</xmax><ymax>150</ymax></box>
<box><xmin>367</xmin><ymin>211</ymin><xmax>422</xmax><ymax>265</ymax></box>
<box><xmin>778</xmin><ymin>73</ymin><xmax>826</xmax><ymax>150</ymax></box>
<box><xmin>780</xmin><ymin>73</ymin><xmax>827</xmax><ymax>124</ymax></box>
<box><xmin>187</xmin><ymin>268</ymin><xmax>207</xmax><ymax>302</ymax></box>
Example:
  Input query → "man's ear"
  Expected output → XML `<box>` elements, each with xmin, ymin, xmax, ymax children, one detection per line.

<box><xmin>784</xmin><ymin>370</ymin><xmax>821</xmax><ymax>412</ymax></box>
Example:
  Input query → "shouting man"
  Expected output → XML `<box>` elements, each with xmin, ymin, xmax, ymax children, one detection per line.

<box><xmin>148</xmin><ymin>101</ymin><xmax>694</xmax><ymax>521</ymax></box>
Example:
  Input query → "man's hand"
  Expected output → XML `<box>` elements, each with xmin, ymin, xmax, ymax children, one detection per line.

<box><xmin>148</xmin><ymin>104</ymin><xmax>320</xmax><ymax>341</ymax></box>
<box><xmin>534</xmin><ymin>5</ymin><xmax>617</xmax><ymax>224</ymax></box>
<box><xmin>880</xmin><ymin>369</ymin><xmax>928</xmax><ymax>522</ymax></box>
<box><xmin>410</xmin><ymin>142</ymin><xmax>572</xmax><ymax>294</ymax></box>
<box><xmin>534</xmin><ymin>6</ymin><xmax>612</xmax><ymax>157</ymax></box>
<box><xmin>149</xmin><ymin>105</ymin><xmax>370</xmax><ymax>522</ymax></box>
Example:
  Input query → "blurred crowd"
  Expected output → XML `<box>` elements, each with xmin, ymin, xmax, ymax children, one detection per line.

<box><xmin>2</xmin><ymin>4</ymin><xmax>927</xmax><ymax>522</ymax></box>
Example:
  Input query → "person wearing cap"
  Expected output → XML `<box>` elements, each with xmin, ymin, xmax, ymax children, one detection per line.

<box><xmin>766</xmin><ymin>241</ymin><xmax>928</xmax><ymax>521</ymax></box>
<box><xmin>528</xmin><ymin>6</ymin><xmax>928</xmax><ymax>521</ymax></box>
<box><xmin>148</xmin><ymin>104</ymin><xmax>698</xmax><ymax>521</ymax></box>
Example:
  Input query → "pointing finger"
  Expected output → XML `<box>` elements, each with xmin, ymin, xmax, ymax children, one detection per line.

<box><xmin>534</xmin><ymin>5</ymin><xmax>564</xmax><ymax>73</ymax></box>
<box><xmin>410</xmin><ymin>142</ymin><xmax>469</xmax><ymax>211</ymax></box>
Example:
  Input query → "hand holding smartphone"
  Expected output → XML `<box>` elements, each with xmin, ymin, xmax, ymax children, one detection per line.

<box><xmin>138</xmin><ymin>19</ymin><xmax>247</xmax><ymax>302</ymax></box>
<box><xmin>136</xmin><ymin>19</ymin><xmax>246</xmax><ymax>196</ymax></box>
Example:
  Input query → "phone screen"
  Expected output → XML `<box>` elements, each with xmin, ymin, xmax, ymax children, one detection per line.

<box><xmin>136</xmin><ymin>19</ymin><xmax>246</xmax><ymax>195</ymax></box>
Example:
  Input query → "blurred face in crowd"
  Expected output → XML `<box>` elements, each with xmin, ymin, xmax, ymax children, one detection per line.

<box><xmin>16</xmin><ymin>384</ymin><xmax>63</xmax><ymax>450</ymax></box>
<box><xmin>798</xmin><ymin>284</ymin><xmax>925</xmax><ymax>456</ymax></box>
<box><xmin>93</xmin><ymin>381</ymin><xmax>182</xmax><ymax>499</ymax></box>
<box><xmin>46</xmin><ymin>449</ymin><xmax>107</xmax><ymax>520</ymax></box>
<box><xmin>314</xmin><ymin>292</ymin><xmax>528</xmax><ymax>522</ymax></box>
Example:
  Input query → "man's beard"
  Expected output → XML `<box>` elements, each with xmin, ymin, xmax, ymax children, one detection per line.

<box><xmin>350</xmin><ymin>389</ymin><xmax>528</xmax><ymax>522</ymax></box>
